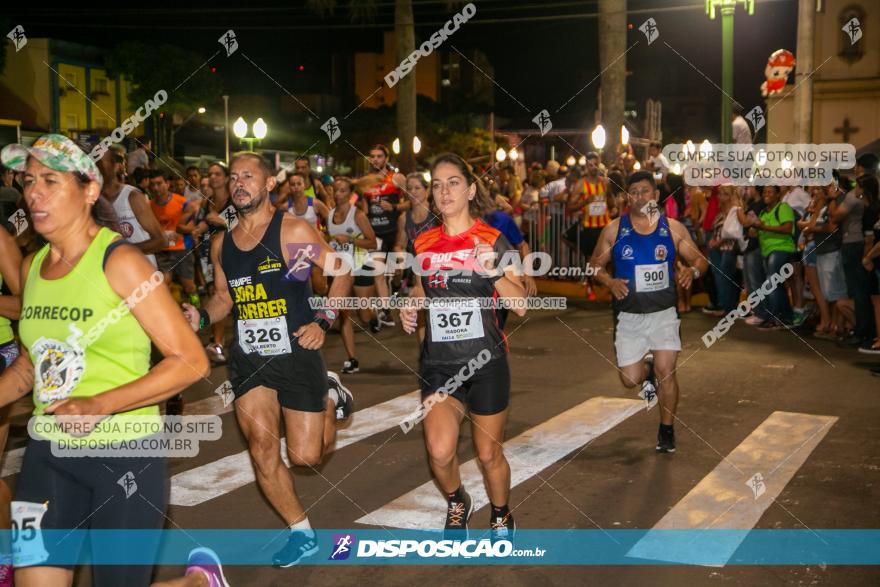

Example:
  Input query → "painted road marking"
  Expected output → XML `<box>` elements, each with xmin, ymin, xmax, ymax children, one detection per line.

<box><xmin>356</xmin><ymin>396</ymin><xmax>643</xmax><ymax>529</ymax></box>
<box><xmin>169</xmin><ymin>390</ymin><xmax>422</xmax><ymax>506</ymax></box>
<box><xmin>627</xmin><ymin>411</ymin><xmax>837</xmax><ymax>566</ymax></box>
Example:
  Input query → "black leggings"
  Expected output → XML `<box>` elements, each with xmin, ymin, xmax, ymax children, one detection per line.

<box><xmin>13</xmin><ymin>438</ymin><xmax>167</xmax><ymax>586</ymax></box>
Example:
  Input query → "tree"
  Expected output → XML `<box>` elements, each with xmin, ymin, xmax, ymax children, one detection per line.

<box><xmin>105</xmin><ymin>42</ymin><xmax>223</xmax><ymax>158</ymax></box>
<box><xmin>598</xmin><ymin>0</ymin><xmax>626</xmax><ymax>168</ymax></box>
<box><xmin>308</xmin><ymin>0</ymin><xmax>418</xmax><ymax>173</ymax></box>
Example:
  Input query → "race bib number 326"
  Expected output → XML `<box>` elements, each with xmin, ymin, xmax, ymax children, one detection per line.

<box><xmin>238</xmin><ymin>316</ymin><xmax>291</xmax><ymax>356</ymax></box>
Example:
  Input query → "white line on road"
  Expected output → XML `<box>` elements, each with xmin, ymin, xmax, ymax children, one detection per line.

<box><xmin>355</xmin><ymin>396</ymin><xmax>643</xmax><ymax>529</ymax></box>
<box><xmin>627</xmin><ymin>411</ymin><xmax>837</xmax><ymax>566</ymax></box>
<box><xmin>169</xmin><ymin>390</ymin><xmax>422</xmax><ymax>507</ymax></box>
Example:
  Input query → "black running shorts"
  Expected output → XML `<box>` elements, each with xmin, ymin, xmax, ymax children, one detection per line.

<box><xmin>13</xmin><ymin>438</ymin><xmax>166</xmax><ymax>585</ymax></box>
<box><xmin>228</xmin><ymin>343</ymin><xmax>328</xmax><ymax>412</ymax></box>
<box><xmin>420</xmin><ymin>356</ymin><xmax>511</xmax><ymax>416</ymax></box>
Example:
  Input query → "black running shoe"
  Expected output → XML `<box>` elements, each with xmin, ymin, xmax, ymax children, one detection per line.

<box><xmin>166</xmin><ymin>393</ymin><xmax>184</xmax><ymax>416</ymax></box>
<box><xmin>378</xmin><ymin>310</ymin><xmax>395</xmax><ymax>328</ymax></box>
<box><xmin>327</xmin><ymin>371</ymin><xmax>354</xmax><ymax>421</ymax></box>
<box><xmin>341</xmin><ymin>358</ymin><xmax>359</xmax><ymax>374</ymax></box>
<box><xmin>656</xmin><ymin>426</ymin><xmax>676</xmax><ymax>453</ymax></box>
<box><xmin>369</xmin><ymin>318</ymin><xmax>381</xmax><ymax>333</ymax></box>
<box><xmin>272</xmin><ymin>531</ymin><xmax>319</xmax><ymax>567</ymax></box>
<box><xmin>490</xmin><ymin>511</ymin><xmax>516</xmax><ymax>542</ymax></box>
<box><xmin>443</xmin><ymin>489</ymin><xmax>473</xmax><ymax>539</ymax></box>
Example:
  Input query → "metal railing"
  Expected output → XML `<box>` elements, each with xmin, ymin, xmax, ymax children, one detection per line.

<box><xmin>520</xmin><ymin>199</ymin><xmax>588</xmax><ymax>280</ymax></box>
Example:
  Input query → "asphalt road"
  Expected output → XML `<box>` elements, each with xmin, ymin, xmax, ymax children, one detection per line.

<box><xmin>5</xmin><ymin>300</ymin><xmax>878</xmax><ymax>586</ymax></box>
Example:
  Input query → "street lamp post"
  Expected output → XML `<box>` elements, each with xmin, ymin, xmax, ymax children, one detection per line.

<box><xmin>591</xmin><ymin>124</ymin><xmax>607</xmax><ymax>161</ymax></box>
<box><xmin>233</xmin><ymin>117</ymin><xmax>268</xmax><ymax>151</ymax></box>
<box><xmin>706</xmin><ymin>0</ymin><xmax>755</xmax><ymax>144</ymax></box>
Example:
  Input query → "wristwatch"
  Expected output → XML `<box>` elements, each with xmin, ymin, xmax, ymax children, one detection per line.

<box><xmin>691</xmin><ymin>267</ymin><xmax>701</xmax><ymax>279</ymax></box>
<box><xmin>313</xmin><ymin>308</ymin><xmax>338</xmax><ymax>332</ymax></box>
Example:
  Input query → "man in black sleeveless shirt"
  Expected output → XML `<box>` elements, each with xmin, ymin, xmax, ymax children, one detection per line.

<box><xmin>183</xmin><ymin>152</ymin><xmax>353</xmax><ymax>567</ymax></box>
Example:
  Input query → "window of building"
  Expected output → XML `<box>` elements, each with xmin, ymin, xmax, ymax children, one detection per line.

<box><xmin>94</xmin><ymin>77</ymin><xmax>109</xmax><ymax>95</ymax></box>
<box><xmin>65</xmin><ymin>115</ymin><xmax>78</xmax><ymax>130</ymax></box>
<box><xmin>839</xmin><ymin>4</ymin><xmax>865</xmax><ymax>64</ymax></box>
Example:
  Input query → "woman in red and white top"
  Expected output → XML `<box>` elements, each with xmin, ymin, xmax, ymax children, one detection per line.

<box><xmin>400</xmin><ymin>153</ymin><xmax>526</xmax><ymax>541</ymax></box>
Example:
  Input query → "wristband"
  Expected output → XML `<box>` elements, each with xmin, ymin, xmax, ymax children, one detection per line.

<box><xmin>198</xmin><ymin>308</ymin><xmax>211</xmax><ymax>330</ymax></box>
<box><xmin>313</xmin><ymin>309</ymin><xmax>338</xmax><ymax>332</ymax></box>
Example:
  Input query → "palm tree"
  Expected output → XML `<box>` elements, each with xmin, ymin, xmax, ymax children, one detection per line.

<box><xmin>309</xmin><ymin>0</ymin><xmax>417</xmax><ymax>173</ymax></box>
<box><xmin>598</xmin><ymin>0</ymin><xmax>626</xmax><ymax>167</ymax></box>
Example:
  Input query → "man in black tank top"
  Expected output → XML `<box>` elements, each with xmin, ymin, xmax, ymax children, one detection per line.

<box><xmin>183</xmin><ymin>152</ymin><xmax>354</xmax><ymax>567</ymax></box>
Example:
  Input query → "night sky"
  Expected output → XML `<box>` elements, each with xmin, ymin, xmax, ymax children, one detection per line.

<box><xmin>5</xmin><ymin>0</ymin><xmax>799</xmax><ymax>142</ymax></box>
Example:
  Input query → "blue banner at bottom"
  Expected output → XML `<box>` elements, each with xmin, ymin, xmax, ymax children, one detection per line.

<box><xmin>6</xmin><ymin>529</ymin><xmax>880</xmax><ymax>566</ymax></box>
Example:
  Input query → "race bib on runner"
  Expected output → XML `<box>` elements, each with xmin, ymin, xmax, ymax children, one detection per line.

<box><xmin>429</xmin><ymin>301</ymin><xmax>484</xmax><ymax>343</ymax></box>
<box><xmin>588</xmin><ymin>201</ymin><xmax>607</xmax><ymax>216</ymax></box>
<box><xmin>635</xmin><ymin>263</ymin><xmax>669</xmax><ymax>292</ymax></box>
<box><xmin>11</xmin><ymin>501</ymin><xmax>49</xmax><ymax>567</ymax></box>
<box><xmin>238</xmin><ymin>316</ymin><xmax>291</xmax><ymax>356</ymax></box>
<box><xmin>199</xmin><ymin>257</ymin><xmax>214</xmax><ymax>283</ymax></box>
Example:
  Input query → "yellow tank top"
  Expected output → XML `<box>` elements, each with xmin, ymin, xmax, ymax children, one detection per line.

<box><xmin>582</xmin><ymin>179</ymin><xmax>610</xmax><ymax>228</ymax></box>
<box><xmin>18</xmin><ymin>228</ymin><xmax>159</xmax><ymax>442</ymax></box>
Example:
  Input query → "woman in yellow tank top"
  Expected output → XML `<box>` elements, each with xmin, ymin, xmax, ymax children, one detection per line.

<box><xmin>0</xmin><ymin>135</ymin><xmax>227</xmax><ymax>587</ymax></box>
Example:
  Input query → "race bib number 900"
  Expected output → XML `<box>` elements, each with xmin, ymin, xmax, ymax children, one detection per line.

<box><xmin>429</xmin><ymin>302</ymin><xmax>485</xmax><ymax>343</ymax></box>
<box><xmin>238</xmin><ymin>316</ymin><xmax>291</xmax><ymax>356</ymax></box>
<box><xmin>635</xmin><ymin>262</ymin><xmax>669</xmax><ymax>292</ymax></box>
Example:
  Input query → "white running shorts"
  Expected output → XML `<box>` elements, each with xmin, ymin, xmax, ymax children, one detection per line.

<box><xmin>615</xmin><ymin>307</ymin><xmax>681</xmax><ymax>367</ymax></box>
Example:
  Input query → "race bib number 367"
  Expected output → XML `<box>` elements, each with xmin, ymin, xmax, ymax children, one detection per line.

<box><xmin>429</xmin><ymin>301</ymin><xmax>485</xmax><ymax>343</ymax></box>
<box><xmin>238</xmin><ymin>316</ymin><xmax>291</xmax><ymax>356</ymax></box>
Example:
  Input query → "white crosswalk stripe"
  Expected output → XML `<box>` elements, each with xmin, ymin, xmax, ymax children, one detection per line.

<box><xmin>627</xmin><ymin>411</ymin><xmax>837</xmax><ymax>566</ymax></box>
<box><xmin>356</xmin><ymin>396</ymin><xmax>643</xmax><ymax>529</ymax></box>
<box><xmin>169</xmin><ymin>390</ymin><xmax>421</xmax><ymax>506</ymax></box>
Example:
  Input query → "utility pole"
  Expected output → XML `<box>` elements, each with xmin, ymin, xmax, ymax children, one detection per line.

<box><xmin>793</xmin><ymin>0</ymin><xmax>815</xmax><ymax>143</ymax></box>
<box><xmin>223</xmin><ymin>95</ymin><xmax>230</xmax><ymax>164</ymax></box>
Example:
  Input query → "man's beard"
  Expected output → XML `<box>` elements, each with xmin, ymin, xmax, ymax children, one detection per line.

<box><xmin>370</xmin><ymin>163</ymin><xmax>386</xmax><ymax>174</ymax></box>
<box><xmin>233</xmin><ymin>188</ymin><xmax>266</xmax><ymax>216</ymax></box>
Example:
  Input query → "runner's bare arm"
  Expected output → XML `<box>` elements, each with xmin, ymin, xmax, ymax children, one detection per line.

<box><xmin>46</xmin><ymin>244</ymin><xmax>210</xmax><ymax>416</ymax></box>
<box><xmin>474</xmin><ymin>237</ymin><xmax>527</xmax><ymax>317</ymax></box>
<box><xmin>176</xmin><ymin>201</ymin><xmax>198</xmax><ymax>234</ymax></box>
<box><xmin>0</xmin><ymin>253</ymin><xmax>33</xmax><ymax>407</ymax></box>
<box><xmin>0</xmin><ymin>228</ymin><xmax>22</xmax><ymax>319</ymax></box>
<box><xmin>669</xmin><ymin>217</ymin><xmax>709</xmax><ymax>289</ymax></box>
<box><xmin>495</xmin><ymin>195</ymin><xmax>513</xmax><ymax>214</ymax></box>
<box><xmin>566</xmin><ymin>180</ymin><xmax>585</xmax><ymax>212</ymax></box>
<box><xmin>589</xmin><ymin>220</ymin><xmax>630</xmax><ymax>300</ymax></box>
<box><xmin>588</xmin><ymin>220</ymin><xmax>618</xmax><ymax>286</ymax></box>
<box><xmin>183</xmin><ymin>233</ymin><xmax>233</xmax><ymax>331</ymax></box>
<box><xmin>129</xmin><ymin>188</ymin><xmax>167</xmax><ymax>254</ymax></box>
<box><xmin>314</xmin><ymin>199</ymin><xmax>331</xmax><ymax>223</ymax></box>
<box><xmin>354</xmin><ymin>209</ymin><xmax>378</xmax><ymax>250</ymax></box>
<box><xmin>393</xmin><ymin>213</ymin><xmax>407</xmax><ymax>252</ymax></box>
<box><xmin>285</xmin><ymin>218</ymin><xmax>351</xmax><ymax>349</ymax></box>
<box><xmin>495</xmin><ymin>265</ymin><xmax>527</xmax><ymax>317</ymax></box>
<box><xmin>400</xmin><ymin>274</ymin><xmax>424</xmax><ymax>334</ymax></box>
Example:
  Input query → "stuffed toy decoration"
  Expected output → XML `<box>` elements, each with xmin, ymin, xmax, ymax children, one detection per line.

<box><xmin>761</xmin><ymin>49</ymin><xmax>796</xmax><ymax>97</ymax></box>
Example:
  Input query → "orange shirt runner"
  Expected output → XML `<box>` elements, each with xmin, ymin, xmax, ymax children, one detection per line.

<box><xmin>150</xmin><ymin>193</ymin><xmax>187</xmax><ymax>251</ymax></box>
